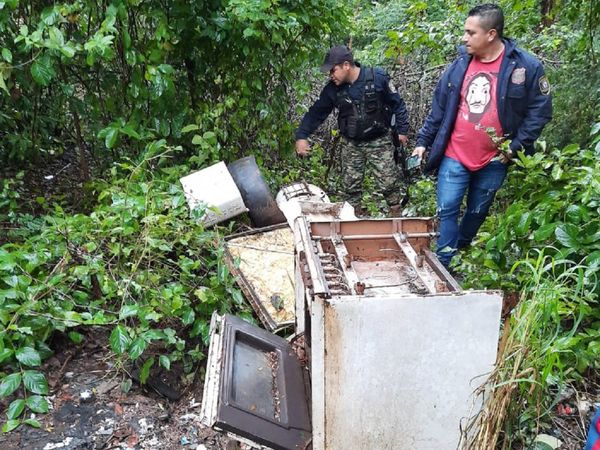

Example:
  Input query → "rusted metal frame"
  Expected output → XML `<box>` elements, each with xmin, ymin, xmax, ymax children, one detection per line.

<box><xmin>328</xmin><ymin>238</ymin><xmax>360</xmax><ymax>295</ymax></box>
<box><xmin>224</xmin><ymin>222</ymin><xmax>289</xmax><ymax>241</ymax></box>
<box><xmin>223</xmin><ymin>248</ymin><xmax>283</xmax><ymax>331</ymax></box>
<box><xmin>325</xmin><ymin>222</ymin><xmax>362</xmax><ymax>295</ymax></box>
<box><xmin>312</xmin><ymin>232</ymin><xmax>437</xmax><ymax>241</ymax></box>
<box><xmin>392</xmin><ymin>233</ymin><xmax>443</xmax><ymax>294</ymax></box>
<box><xmin>295</xmin><ymin>217</ymin><xmax>330</xmax><ymax>296</ymax></box>
<box><xmin>423</xmin><ymin>249</ymin><xmax>462</xmax><ymax>292</ymax></box>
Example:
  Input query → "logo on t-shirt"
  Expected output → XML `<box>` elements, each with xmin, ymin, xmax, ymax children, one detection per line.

<box><xmin>465</xmin><ymin>73</ymin><xmax>493</xmax><ymax>124</ymax></box>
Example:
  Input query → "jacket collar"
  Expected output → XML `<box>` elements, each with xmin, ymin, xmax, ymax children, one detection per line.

<box><xmin>457</xmin><ymin>38</ymin><xmax>517</xmax><ymax>58</ymax></box>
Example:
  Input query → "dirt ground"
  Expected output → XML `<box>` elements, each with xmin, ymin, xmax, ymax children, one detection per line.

<box><xmin>0</xmin><ymin>329</ymin><xmax>238</xmax><ymax>450</ymax></box>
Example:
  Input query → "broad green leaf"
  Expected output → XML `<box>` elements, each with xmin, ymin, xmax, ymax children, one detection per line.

<box><xmin>22</xmin><ymin>371</ymin><xmax>48</xmax><ymax>395</ymax></box>
<box><xmin>534</xmin><ymin>223</ymin><xmax>557</xmax><ymax>241</ymax></box>
<box><xmin>121</xmin><ymin>125</ymin><xmax>141</xmax><ymax>140</ymax></box>
<box><xmin>0</xmin><ymin>75</ymin><xmax>8</xmax><ymax>94</ymax></box>
<box><xmin>48</xmin><ymin>26</ymin><xmax>64</xmax><ymax>47</ymax></box>
<box><xmin>0</xmin><ymin>348</ymin><xmax>13</xmax><ymax>364</ymax></box>
<box><xmin>2</xmin><ymin>419</ymin><xmax>20</xmax><ymax>433</ymax></box>
<box><xmin>26</xmin><ymin>395</ymin><xmax>49</xmax><ymax>413</ymax></box>
<box><xmin>128</xmin><ymin>337</ymin><xmax>147</xmax><ymax>360</ymax></box>
<box><xmin>104</xmin><ymin>128</ymin><xmax>119</xmax><ymax>149</ymax></box>
<box><xmin>2</xmin><ymin>48</ymin><xmax>12</xmax><ymax>63</ymax></box>
<box><xmin>68</xmin><ymin>332</ymin><xmax>83</xmax><ymax>344</ymax></box>
<box><xmin>6</xmin><ymin>399</ymin><xmax>25</xmax><ymax>420</ymax></box>
<box><xmin>159</xmin><ymin>355</ymin><xmax>170</xmax><ymax>370</ymax></box>
<box><xmin>141</xmin><ymin>329</ymin><xmax>164</xmax><ymax>341</ymax></box>
<box><xmin>555</xmin><ymin>224</ymin><xmax>580</xmax><ymax>250</ymax></box>
<box><xmin>139</xmin><ymin>357</ymin><xmax>154</xmax><ymax>384</ymax></box>
<box><xmin>109</xmin><ymin>325</ymin><xmax>131</xmax><ymax>355</ymax></box>
<box><xmin>181</xmin><ymin>124</ymin><xmax>199</xmax><ymax>133</ymax></box>
<box><xmin>24</xmin><ymin>419</ymin><xmax>41</xmax><ymax>428</ymax></box>
<box><xmin>0</xmin><ymin>373</ymin><xmax>22</xmax><ymax>397</ymax></box>
<box><xmin>59</xmin><ymin>44</ymin><xmax>76</xmax><ymax>58</ymax></box>
<box><xmin>181</xmin><ymin>309</ymin><xmax>195</xmax><ymax>326</ymax></box>
<box><xmin>30</xmin><ymin>57</ymin><xmax>56</xmax><ymax>86</ymax></box>
<box><xmin>119</xmin><ymin>304</ymin><xmax>138</xmax><ymax>320</ymax></box>
<box><xmin>15</xmin><ymin>347</ymin><xmax>41</xmax><ymax>367</ymax></box>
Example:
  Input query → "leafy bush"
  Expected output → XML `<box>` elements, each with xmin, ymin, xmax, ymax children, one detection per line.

<box><xmin>0</xmin><ymin>0</ymin><xmax>349</xmax><ymax>166</ymax></box>
<box><xmin>0</xmin><ymin>146</ymin><xmax>247</xmax><ymax>431</ymax></box>
<box><xmin>458</xmin><ymin>124</ymin><xmax>600</xmax><ymax>295</ymax></box>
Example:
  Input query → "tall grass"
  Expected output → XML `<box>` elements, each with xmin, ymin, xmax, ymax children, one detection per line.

<box><xmin>461</xmin><ymin>250</ymin><xmax>599</xmax><ymax>449</ymax></box>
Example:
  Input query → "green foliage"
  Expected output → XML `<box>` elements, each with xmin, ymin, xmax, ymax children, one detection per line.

<box><xmin>458</xmin><ymin>127</ymin><xmax>600</xmax><ymax>294</ymax></box>
<box><xmin>445</xmin><ymin>124</ymin><xmax>600</xmax><ymax>446</ymax></box>
<box><xmin>0</xmin><ymin>172</ymin><xmax>23</xmax><ymax>224</ymax></box>
<box><xmin>0</xmin><ymin>0</ymin><xmax>349</xmax><ymax>164</ymax></box>
<box><xmin>0</xmin><ymin>148</ymin><xmax>248</xmax><ymax>431</ymax></box>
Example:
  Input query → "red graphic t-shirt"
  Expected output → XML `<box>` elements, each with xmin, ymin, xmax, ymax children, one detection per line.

<box><xmin>445</xmin><ymin>50</ymin><xmax>505</xmax><ymax>170</ymax></box>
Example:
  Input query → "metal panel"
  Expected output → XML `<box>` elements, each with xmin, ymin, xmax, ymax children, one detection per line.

<box><xmin>213</xmin><ymin>315</ymin><xmax>311</xmax><ymax>450</ymax></box>
<box><xmin>315</xmin><ymin>291</ymin><xmax>502</xmax><ymax>450</ymax></box>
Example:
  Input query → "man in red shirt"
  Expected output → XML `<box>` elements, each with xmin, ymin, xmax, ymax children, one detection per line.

<box><xmin>413</xmin><ymin>4</ymin><xmax>552</xmax><ymax>267</ymax></box>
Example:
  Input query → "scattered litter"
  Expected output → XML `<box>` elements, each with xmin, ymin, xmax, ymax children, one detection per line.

<box><xmin>189</xmin><ymin>398</ymin><xmax>201</xmax><ymax>408</ymax></box>
<box><xmin>97</xmin><ymin>426</ymin><xmax>113</xmax><ymax>435</ymax></box>
<box><xmin>557</xmin><ymin>386</ymin><xmax>575</xmax><ymax>402</ymax></box>
<box><xmin>534</xmin><ymin>433</ymin><xmax>562</xmax><ymax>449</ymax></box>
<box><xmin>44</xmin><ymin>175</ymin><xmax>54</xmax><ymax>180</ymax></box>
<box><xmin>556</xmin><ymin>403</ymin><xmax>575</xmax><ymax>415</ymax></box>
<box><xmin>138</xmin><ymin>417</ymin><xmax>154</xmax><ymax>435</ymax></box>
<box><xmin>64</xmin><ymin>372</ymin><xmax>74</xmax><ymax>379</ymax></box>
<box><xmin>179</xmin><ymin>413</ymin><xmax>200</xmax><ymax>422</ymax></box>
<box><xmin>196</xmin><ymin>445</ymin><xmax>208</xmax><ymax>450</ymax></box>
<box><xmin>578</xmin><ymin>399</ymin><xmax>592</xmax><ymax>415</ymax></box>
<box><xmin>79</xmin><ymin>390</ymin><xmax>94</xmax><ymax>403</ymax></box>
<box><xmin>181</xmin><ymin>436</ymin><xmax>190</xmax><ymax>445</ymax></box>
<box><xmin>43</xmin><ymin>437</ymin><xmax>73</xmax><ymax>450</ymax></box>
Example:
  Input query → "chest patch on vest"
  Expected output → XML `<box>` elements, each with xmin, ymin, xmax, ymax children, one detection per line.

<box><xmin>511</xmin><ymin>67</ymin><xmax>526</xmax><ymax>85</ymax></box>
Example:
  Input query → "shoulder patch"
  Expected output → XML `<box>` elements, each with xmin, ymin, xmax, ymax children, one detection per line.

<box><xmin>539</xmin><ymin>76</ymin><xmax>550</xmax><ymax>95</ymax></box>
<box><xmin>511</xmin><ymin>67</ymin><xmax>526</xmax><ymax>85</ymax></box>
<box><xmin>388</xmin><ymin>80</ymin><xmax>397</xmax><ymax>93</ymax></box>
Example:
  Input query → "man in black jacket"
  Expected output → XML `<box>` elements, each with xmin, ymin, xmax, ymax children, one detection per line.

<box><xmin>295</xmin><ymin>46</ymin><xmax>410</xmax><ymax>215</ymax></box>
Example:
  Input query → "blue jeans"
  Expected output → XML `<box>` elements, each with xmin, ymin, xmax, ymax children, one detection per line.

<box><xmin>436</xmin><ymin>156</ymin><xmax>508</xmax><ymax>267</ymax></box>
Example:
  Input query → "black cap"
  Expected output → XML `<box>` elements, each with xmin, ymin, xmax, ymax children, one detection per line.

<box><xmin>320</xmin><ymin>46</ymin><xmax>353</xmax><ymax>73</ymax></box>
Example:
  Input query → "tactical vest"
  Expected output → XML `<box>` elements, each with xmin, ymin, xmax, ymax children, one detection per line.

<box><xmin>335</xmin><ymin>67</ymin><xmax>391</xmax><ymax>141</ymax></box>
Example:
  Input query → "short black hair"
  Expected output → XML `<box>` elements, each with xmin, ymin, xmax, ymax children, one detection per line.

<box><xmin>468</xmin><ymin>4</ymin><xmax>504</xmax><ymax>39</ymax></box>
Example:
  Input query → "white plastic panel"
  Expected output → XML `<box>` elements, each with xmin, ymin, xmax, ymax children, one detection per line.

<box><xmin>312</xmin><ymin>291</ymin><xmax>502</xmax><ymax>450</ymax></box>
<box><xmin>180</xmin><ymin>162</ymin><xmax>248</xmax><ymax>226</ymax></box>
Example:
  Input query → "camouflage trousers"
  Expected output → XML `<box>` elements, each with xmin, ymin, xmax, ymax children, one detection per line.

<box><xmin>339</xmin><ymin>135</ymin><xmax>404</xmax><ymax>208</ymax></box>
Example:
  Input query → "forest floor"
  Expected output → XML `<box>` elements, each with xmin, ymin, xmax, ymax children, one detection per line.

<box><xmin>0</xmin><ymin>328</ymin><xmax>237</xmax><ymax>450</ymax></box>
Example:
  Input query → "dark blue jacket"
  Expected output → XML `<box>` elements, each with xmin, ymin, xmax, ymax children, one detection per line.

<box><xmin>416</xmin><ymin>39</ymin><xmax>552</xmax><ymax>173</ymax></box>
<box><xmin>295</xmin><ymin>65</ymin><xmax>409</xmax><ymax>140</ymax></box>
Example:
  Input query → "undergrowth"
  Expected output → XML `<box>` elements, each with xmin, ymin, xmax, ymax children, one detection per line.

<box><xmin>0</xmin><ymin>145</ymin><xmax>249</xmax><ymax>432</ymax></box>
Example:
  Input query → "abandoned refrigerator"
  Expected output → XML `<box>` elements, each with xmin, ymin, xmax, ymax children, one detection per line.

<box><xmin>200</xmin><ymin>215</ymin><xmax>502</xmax><ymax>450</ymax></box>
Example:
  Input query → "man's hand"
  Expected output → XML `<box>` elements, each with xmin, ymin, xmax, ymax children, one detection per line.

<box><xmin>412</xmin><ymin>146</ymin><xmax>426</xmax><ymax>159</ymax></box>
<box><xmin>295</xmin><ymin>139</ymin><xmax>310</xmax><ymax>157</ymax></box>
<box><xmin>498</xmin><ymin>149</ymin><xmax>513</xmax><ymax>164</ymax></box>
<box><xmin>397</xmin><ymin>134</ymin><xmax>409</xmax><ymax>146</ymax></box>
